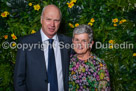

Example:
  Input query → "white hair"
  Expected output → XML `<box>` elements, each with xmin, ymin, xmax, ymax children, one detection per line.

<box><xmin>73</xmin><ymin>24</ymin><xmax>93</xmax><ymax>43</ymax></box>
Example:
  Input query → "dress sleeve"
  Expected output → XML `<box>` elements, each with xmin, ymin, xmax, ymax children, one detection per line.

<box><xmin>98</xmin><ymin>60</ymin><xmax>111</xmax><ymax>91</ymax></box>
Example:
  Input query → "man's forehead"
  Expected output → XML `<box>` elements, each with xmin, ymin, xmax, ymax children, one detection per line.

<box><xmin>44</xmin><ymin>6</ymin><xmax>60</xmax><ymax>13</ymax></box>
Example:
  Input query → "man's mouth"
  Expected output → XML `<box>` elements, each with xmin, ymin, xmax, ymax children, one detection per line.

<box><xmin>49</xmin><ymin>28</ymin><xmax>55</xmax><ymax>32</ymax></box>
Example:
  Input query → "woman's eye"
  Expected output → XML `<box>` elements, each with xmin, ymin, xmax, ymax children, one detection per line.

<box><xmin>74</xmin><ymin>39</ymin><xmax>79</xmax><ymax>42</ymax></box>
<box><xmin>82</xmin><ymin>40</ymin><xmax>86</xmax><ymax>42</ymax></box>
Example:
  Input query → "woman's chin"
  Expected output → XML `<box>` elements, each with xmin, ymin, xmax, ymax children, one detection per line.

<box><xmin>75</xmin><ymin>51</ymin><xmax>84</xmax><ymax>55</ymax></box>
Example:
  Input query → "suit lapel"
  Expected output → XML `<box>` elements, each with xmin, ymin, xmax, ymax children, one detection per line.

<box><xmin>34</xmin><ymin>32</ymin><xmax>69</xmax><ymax>89</ymax></box>
<box><xmin>58</xmin><ymin>34</ymin><xmax>71</xmax><ymax>91</ymax></box>
<box><xmin>34</xmin><ymin>30</ymin><xmax>48</xmax><ymax>81</ymax></box>
<box><xmin>58</xmin><ymin>34</ymin><xmax>67</xmax><ymax>81</ymax></box>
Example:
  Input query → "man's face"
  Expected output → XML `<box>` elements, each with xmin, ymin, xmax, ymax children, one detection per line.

<box><xmin>41</xmin><ymin>6</ymin><xmax>61</xmax><ymax>38</ymax></box>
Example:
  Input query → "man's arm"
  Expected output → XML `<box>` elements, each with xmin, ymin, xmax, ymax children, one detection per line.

<box><xmin>14</xmin><ymin>39</ymin><xmax>27</xmax><ymax>91</ymax></box>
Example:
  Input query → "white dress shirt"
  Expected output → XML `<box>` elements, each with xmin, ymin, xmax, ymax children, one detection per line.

<box><xmin>40</xmin><ymin>29</ymin><xmax>64</xmax><ymax>91</ymax></box>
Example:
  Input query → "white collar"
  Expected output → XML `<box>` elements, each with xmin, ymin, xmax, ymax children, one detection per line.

<box><xmin>40</xmin><ymin>28</ymin><xmax>58</xmax><ymax>42</ymax></box>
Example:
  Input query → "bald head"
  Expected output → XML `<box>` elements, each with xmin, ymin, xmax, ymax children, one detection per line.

<box><xmin>41</xmin><ymin>4</ymin><xmax>62</xmax><ymax>20</ymax></box>
<box><xmin>40</xmin><ymin>4</ymin><xmax>61</xmax><ymax>38</ymax></box>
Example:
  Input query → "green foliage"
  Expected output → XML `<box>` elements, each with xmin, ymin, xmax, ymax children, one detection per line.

<box><xmin>0</xmin><ymin>0</ymin><xmax>136</xmax><ymax>91</ymax></box>
<box><xmin>0</xmin><ymin>63</ymin><xmax>13</xmax><ymax>91</ymax></box>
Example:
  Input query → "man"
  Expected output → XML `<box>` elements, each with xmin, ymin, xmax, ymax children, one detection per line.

<box><xmin>14</xmin><ymin>5</ymin><xmax>72</xmax><ymax>91</ymax></box>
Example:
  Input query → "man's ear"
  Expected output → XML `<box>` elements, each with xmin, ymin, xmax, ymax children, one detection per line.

<box><xmin>89</xmin><ymin>41</ymin><xmax>94</xmax><ymax>48</ymax></box>
<box><xmin>40</xmin><ymin>16</ymin><xmax>42</xmax><ymax>24</ymax></box>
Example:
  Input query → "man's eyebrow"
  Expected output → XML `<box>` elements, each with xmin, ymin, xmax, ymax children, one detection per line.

<box><xmin>54</xmin><ymin>19</ymin><xmax>60</xmax><ymax>21</ymax></box>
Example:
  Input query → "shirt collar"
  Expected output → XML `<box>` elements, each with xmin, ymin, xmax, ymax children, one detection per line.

<box><xmin>40</xmin><ymin>28</ymin><xmax>58</xmax><ymax>42</ymax></box>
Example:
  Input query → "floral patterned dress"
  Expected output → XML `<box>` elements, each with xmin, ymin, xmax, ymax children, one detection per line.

<box><xmin>69</xmin><ymin>53</ymin><xmax>110</xmax><ymax>91</ymax></box>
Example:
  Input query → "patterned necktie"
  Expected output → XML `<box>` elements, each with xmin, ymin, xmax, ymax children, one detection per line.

<box><xmin>48</xmin><ymin>39</ymin><xmax>58</xmax><ymax>91</ymax></box>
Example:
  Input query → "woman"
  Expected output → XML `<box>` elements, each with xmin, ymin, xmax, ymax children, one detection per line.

<box><xmin>69</xmin><ymin>25</ymin><xmax>110</xmax><ymax>91</ymax></box>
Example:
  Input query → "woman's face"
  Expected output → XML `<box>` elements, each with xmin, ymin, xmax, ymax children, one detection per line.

<box><xmin>73</xmin><ymin>33</ymin><xmax>93</xmax><ymax>55</ymax></box>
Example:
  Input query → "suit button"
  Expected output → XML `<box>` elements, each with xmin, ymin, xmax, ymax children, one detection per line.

<box><xmin>45</xmin><ymin>80</ymin><xmax>48</xmax><ymax>83</ymax></box>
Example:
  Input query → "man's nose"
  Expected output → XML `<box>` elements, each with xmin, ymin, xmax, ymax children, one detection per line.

<box><xmin>51</xmin><ymin>20</ymin><xmax>55</xmax><ymax>26</ymax></box>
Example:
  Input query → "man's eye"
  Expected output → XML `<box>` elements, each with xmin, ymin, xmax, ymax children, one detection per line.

<box><xmin>46</xmin><ymin>19</ymin><xmax>51</xmax><ymax>21</ymax></box>
<box><xmin>54</xmin><ymin>20</ymin><xmax>60</xmax><ymax>22</ymax></box>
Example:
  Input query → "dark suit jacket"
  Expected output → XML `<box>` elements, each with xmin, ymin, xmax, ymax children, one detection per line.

<box><xmin>14</xmin><ymin>30</ymin><xmax>72</xmax><ymax>91</ymax></box>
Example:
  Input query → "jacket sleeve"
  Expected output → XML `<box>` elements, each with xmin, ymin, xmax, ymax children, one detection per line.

<box><xmin>14</xmin><ymin>38</ymin><xmax>27</xmax><ymax>91</ymax></box>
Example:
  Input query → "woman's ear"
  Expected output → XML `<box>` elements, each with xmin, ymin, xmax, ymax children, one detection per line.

<box><xmin>89</xmin><ymin>41</ymin><xmax>94</xmax><ymax>49</ymax></box>
<box><xmin>72</xmin><ymin>38</ymin><xmax>74</xmax><ymax>42</ymax></box>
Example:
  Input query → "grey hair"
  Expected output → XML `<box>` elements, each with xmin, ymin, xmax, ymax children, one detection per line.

<box><xmin>41</xmin><ymin>4</ymin><xmax>62</xmax><ymax>20</ymax></box>
<box><xmin>73</xmin><ymin>24</ymin><xmax>93</xmax><ymax>43</ymax></box>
